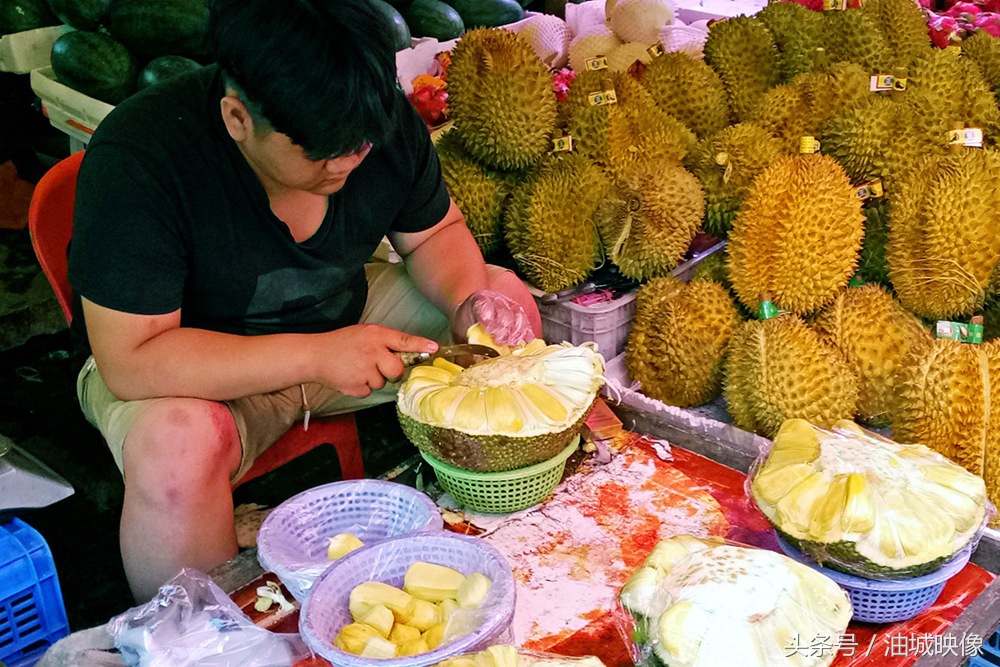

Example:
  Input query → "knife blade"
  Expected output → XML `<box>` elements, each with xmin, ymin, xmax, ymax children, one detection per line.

<box><xmin>399</xmin><ymin>343</ymin><xmax>500</xmax><ymax>368</ymax></box>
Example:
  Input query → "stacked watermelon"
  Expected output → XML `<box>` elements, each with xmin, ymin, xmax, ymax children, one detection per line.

<box><xmin>380</xmin><ymin>0</ymin><xmax>526</xmax><ymax>46</ymax></box>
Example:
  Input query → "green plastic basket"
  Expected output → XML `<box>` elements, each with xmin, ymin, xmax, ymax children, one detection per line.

<box><xmin>420</xmin><ymin>437</ymin><xmax>580</xmax><ymax>514</ymax></box>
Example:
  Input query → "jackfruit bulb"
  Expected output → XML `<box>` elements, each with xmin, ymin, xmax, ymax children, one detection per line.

<box><xmin>752</xmin><ymin>419</ymin><xmax>988</xmax><ymax>578</ymax></box>
<box><xmin>397</xmin><ymin>341</ymin><xmax>605</xmax><ymax>471</ymax></box>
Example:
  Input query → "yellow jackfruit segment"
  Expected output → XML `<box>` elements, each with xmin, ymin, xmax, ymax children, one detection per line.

<box><xmin>467</xmin><ymin>323</ymin><xmax>511</xmax><ymax>355</ymax></box>
<box><xmin>389</xmin><ymin>624</ymin><xmax>422</xmax><ymax>646</ymax></box>
<box><xmin>765</xmin><ymin>440</ymin><xmax>822</xmax><ymax>470</ymax></box>
<box><xmin>408</xmin><ymin>365</ymin><xmax>456</xmax><ymax>384</ymax></box>
<box><xmin>404</xmin><ymin>562</ymin><xmax>467</xmax><ymax>603</ymax></box>
<box><xmin>349</xmin><ymin>582</ymin><xmax>415</xmax><ymax>624</ymax></box>
<box><xmin>327</xmin><ymin>533</ymin><xmax>364</xmax><ymax>560</ymax></box>
<box><xmin>484</xmin><ymin>387</ymin><xmax>525</xmax><ymax>432</ymax></box>
<box><xmin>753</xmin><ymin>463</ymin><xmax>815</xmax><ymax>507</ymax></box>
<box><xmin>923</xmin><ymin>484</ymin><xmax>980</xmax><ymax>532</ymax></box>
<box><xmin>809</xmin><ymin>475</ymin><xmax>848</xmax><ymax>541</ymax></box>
<box><xmin>516</xmin><ymin>339</ymin><xmax>548</xmax><ymax>356</ymax></box>
<box><xmin>923</xmin><ymin>465</ymin><xmax>987</xmax><ymax>500</ymax></box>
<box><xmin>841</xmin><ymin>473</ymin><xmax>876</xmax><ymax>534</ymax></box>
<box><xmin>487</xmin><ymin>644</ymin><xmax>519</xmax><ymax>667</ymax></box>
<box><xmin>774</xmin><ymin>472</ymin><xmax>830</xmax><ymax>535</ymax></box>
<box><xmin>519</xmin><ymin>383</ymin><xmax>570</xmax><ymax>423</ymax></box>
<box><xmin>423</xmin><ymin>386</ymin><xmax>468</xmax><ymax>423</ymax></box>
<box><xmin>408</xmin><ymin>599</ymin><xmax>443</xmax><ymax>632</ymax></box>
<box><xmin>359</xmin><ymin>605</ymin><xmax>394</xmax><ymax>638</ymax></box>
<box><xmin>457</xmin><ymin>572</ymin><xmax>493</xmax><ymax>609</ymax></box>
<box><xmin>438</xmin><ymin>598</ymin><xmax>459</xmax><ymax>621</ymax></box>
<box><xmin>452</xmin><ymin>389</ymin><xmax>489</xmax><ymax>431</ymax></box>
<box><xmin>433</xmin><ymin>358</ymin><xmax>465</xmax><ymax>375</ymax></box>
<box><xmin>423</xmin><ymin>622</ymin><xmax>447</xmax><ymax>650</ymax></box>
<box><xmin>334</xmin><ymin>623</ymin><xmax>383</xmax><ymax>655</ymax></box>
<box><xmin>398</xmin><ymin>638</ymin><xmax>429</xmax><ymax>656</ymax></box>
<box><xmin>658</xmin><ymin>601</ymin><xmax>702</xmax><ymax>662</ymax></box>
<box><xmin>361</xmin><ymin>636</ymin><xmax>398</xmax><ymax>659</ymax></box>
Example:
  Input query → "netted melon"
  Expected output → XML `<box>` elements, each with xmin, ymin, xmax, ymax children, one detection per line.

<box><xmin>751</xmin><ymin>419</ymin><xmax>988</xmax><ymax>579</ymax></box>
<box><xmin>397</xmin><ymin>341</ymin><xmax>605</xmax><ymax>471</ymax></box>
<box><xmin>619</xmin><ymin>535</ymin><xmax>852</xmax><ymax>667</ymax></box>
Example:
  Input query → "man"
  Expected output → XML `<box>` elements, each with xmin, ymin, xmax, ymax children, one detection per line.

<box><xmin>68</xmin><ymin>0</ymin><xmax>541</xmax><ymax>602</ymax></box>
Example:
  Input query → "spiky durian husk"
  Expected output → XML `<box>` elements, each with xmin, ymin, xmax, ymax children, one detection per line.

<box><xmin>792</xmin><ymin>61</ymin><xmax>871</xmax><ymax>122</ymax></box>
<box><xmin>757</xmin><ymin>0</ymin><xmax>825</xmax><ymax>82</ymax></box>
<box><xmin>985</xmin><ymin>343</ymin><xmax>1000</xmax><ymax>526</ymax></box>
<box><xmin>640</xmin><ymin>51</ymin><xmax>730</xmax><ymax>140</ymax></box>
<box><xmin>892</xmin><ymin>339</ymin><xmax>1000</xmax><ymax>478</ymax></box>
<box><xmin>887</xmin><ymin>149</ymin><xmax>1000</xmax><ymax>319</ymax></box>
<box><xmin>858</xmin><ymin>200</ymin><xmax>891</xmax><ymax>287</ymax></box>
<box><xmin>593</xmin><ymin>158</ymin><xmax>704</xmax><ymax>281</ymax></box>
<box><xmin>860</xmin><ymin>0</ymin><xmax>933</xmax><ymax>70</ymax></box>
<box><xmin>963</xmin><ymin>30</ymin><xmax>1000</xmax><ymax>92</ymax></box>
<box><xmin>727</xmin><ymin>154</ymin><xmax>864</xmax><ymax>315</ymax></box>
<box><xmin>812</xmin><ymin>285</ymin><xmax>930</xmax><ymax>425</ymax></box>
<box><xmin>684</xmin><ymin>122</ymin><xmax>786</xmax><ymax>239</ymax></box>
<box><xmin>756</xmin><ymin>84</ymin><xmax>813</xmax><ymax>153</ymax></box>
<box><xmin>627</xmin><ymin>278</ymin><xmax>739</xmax><ymax>407</ymax></box>
<box><xmin>724</xmin><ymin>315</ymin><xmax>858</xmax><ymax>437</ymax></box>
<box><xmin>447</xmin><ymin>28</ymin><xmax>558</xmax><ymax>171</ymax></box>
<box><xmin>562</xmin><ymin>70</ymin><xmax>695</xmax><ymax>179</ymax></box>
<box><xmin>822</xmin><ymin>9</ymin><xmax>895</xmax><ymax>73</ymax></box>
<box><xmin>504</xmin><ymin>153</ymin><xmax>611</xmax><ymax>293</ymax></box>
<box><xmin>703</xmin><ymin>16</ymin><xmax>781</xmax><ymax>122</ymax></box>
<box><xmin>902</xmin><ymin>47</ymin><xmax>1000</xmax><ymax>144</ymax></box>
<box><xmin>691</xmin><ymin>249</ymin><xmax>732</xmax><ymax>290</ymax></box>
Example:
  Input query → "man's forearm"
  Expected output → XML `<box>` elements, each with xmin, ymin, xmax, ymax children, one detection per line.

<box><xmin>403</xmin><ymin>222</ymin><xmax>490</xmax><ymax>321</ymax></box>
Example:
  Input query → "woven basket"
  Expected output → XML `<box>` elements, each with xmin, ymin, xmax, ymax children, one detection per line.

<box><xmin>300</xmin><ymin>533</ymin><xmax>516</xmax><ymax>667</ymax></box>
<box><xmin>257</xmin><ymin>480</ymin><xmax>442</xmax><ymax>601</ymax></box>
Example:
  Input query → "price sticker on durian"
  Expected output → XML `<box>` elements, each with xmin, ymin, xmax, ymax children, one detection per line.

<box><xmin>892</xmin><ymin>76</ymin><xmax>907</xmax><ymax>91</ymax></box>
<box><xmin>947</xmin><ymin>127</ymin><xmax>984</xmax><ymax>148</ymax></box>
<box><xmin>823</xmin><ymin>0</ymin><xmax>847</xmax><ymax>10</ymax></box>
<box><xmin>799</xmin><ymin>136</ymin><xmax>821</xmax><ymax>154</ymax></box>
<box><xmin>551</xmin><ymin>135</ymin><xmax>573</xmax><ymax>153</ymax></box>
<box><xmin>936</xmin><ymin>320</ymin><xmax>984</xmax><ymax>344</ymax></box>
<box><xmin>870</xmin><ymin>74</ymin><xmax>895</xmax><ymax>92</ymax></box>
<box><xmin>588</xmin><ymin>89</ymin><xmax>618</xmax><ymax>106</ymax></box>
<box><xmin>646</xmin><ymin>43</ymin><xmax>666</xmax><ymax>59</ymax></box>
<box><xmin>855</xmin><ymin>179</ymin><xmax>884</xmax><ymax>201</ymax></box>
<box><xmin>716</xmin><ymin>152</ymin><xmax>734</xmax><ymax>184</ymax></box>
<box><xmin>849</xmin><ymin>274</ymin><xmax>866</xmax><ymax>287</ymax></box>
<box><xmin>585</xmin><ymin>57</ymin><xmax>609</xmax><ymax>72</ymax></box>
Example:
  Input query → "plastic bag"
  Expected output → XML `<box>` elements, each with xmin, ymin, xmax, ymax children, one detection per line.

<box><xmin>109</xmin><ymin>568</ymin><xmax>313</xmax><ymax>667</ymax></box>
<box><xmin>454</xmin><ymin>290</ymin><xmax>536</xmax><ymax>347</ymax></box>
<box><xmin>745</xmin><ymin>419</ymin><xmax>995</xmax><ymax>580</ymax></box>
<box><xmin>256</xmin><ymin>480</ymin><xmax>444</xmax><ymax>601</ymax></box>
<box><xmin>433</xmin><ymin>645</ymin><xmax>607</xmax><ymax>667</ymax></box>
<box><xmin>614</xmin><ymin>535</ymin><xmax>853</xmax><ymax>667</ymax></box>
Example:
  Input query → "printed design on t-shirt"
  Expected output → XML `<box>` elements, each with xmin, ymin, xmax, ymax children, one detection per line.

<box><xmin>246</xmin><ymin>266</ymin><xmax>352</xmax><ymax>330</ymax></box>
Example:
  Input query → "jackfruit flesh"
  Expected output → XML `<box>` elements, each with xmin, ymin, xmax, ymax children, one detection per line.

<box><xmin>751</xmin><ymin>419</ymin><xmax>988</xmax><ymax>578</ymax></box>
<box><xmin>397</xmin><ymin>341</ymin><xmax>605</xmax><ymax>471</ymax></box>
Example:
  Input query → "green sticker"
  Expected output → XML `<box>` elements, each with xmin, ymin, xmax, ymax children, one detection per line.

<box><xmin>849</xmin><ymin>275</ymin><xmax>865</xmax><ymax>287</ymax></box>
<box><xmin>936</xmin><ymin>320</ymin><xmax>984</xmax><ymax>344</ymax></box>
<box><xmin>759</xmin><ymin>300</ymin><xmax>779</xmax><ymax>320</ymax></box>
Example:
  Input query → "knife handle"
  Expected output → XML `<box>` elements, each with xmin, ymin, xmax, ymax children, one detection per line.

<box><xmin>399</xmin><ymin>351</ymin><xmax>431</xmax><ymax>367</ymax></box>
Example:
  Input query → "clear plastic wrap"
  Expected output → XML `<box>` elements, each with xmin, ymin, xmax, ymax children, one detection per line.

<box><xmin>432</xmin><ymin>645</ymin><xmax>607</xmax><ymax>667</ymax></box>
<box><xmin>299</xmin><ymin>533</ymin><xmax>516</xmax><ymax>667</ymax></box>
<box><xmin>256</xmin><ymin>480</ymin><xmax>444</xmax><ymax>601</ymax></box>
<box><xmin>615</xmin><ymin>535</ymin><xmax>853</xmax><ymax>667</ymax></box>
<box><xmin>109</xmin><ymin>568</ymin><xmax>313</xmax><ymax>667</ymax></box>
<box><xmin>746</xmin><ymin>419</ymin><xmax>995</xmax><ymax>580</ymax></box>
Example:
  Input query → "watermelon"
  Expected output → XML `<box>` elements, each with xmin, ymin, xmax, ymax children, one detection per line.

<box><xmin>51</xmin><ymin>30</ymin><xmax>137</xmax><ymax>104</ymax></box>
<box><xmin>382</xmin><ymin>0</ymin><xmax>415</xmax><ymax>8</ymax></box>
<box><xmin>105</xmin><ymin>0</ymin><xmax>209</xmax><ymax>60</ymax></box>
<box><xmin>138</xmin><ymin>54</ymin><xmax>201</xmax><ymax>90</ymax></box>
<box><xmin>0</xmin><ymin>0</ymin><xmax>59</xmax><ymax>35</ymax></box>
<box><xmin>399</xmin><ymin>0</ymin><xmax>463</xmax><ymax>40</ymax></box>
<box><xmin>446</xmin><ymin>0</ymin><xmax>522</xmax><ymax>28</ymax></box>
<box><xmin>369</xmin><ymin>0</ymin><xmax>411</xmax><ymax>52</ymax></box>
<box><xmin>46</xmin><ymin>0</ymin><xmax>110</xmax><ymax>30</ymax></box>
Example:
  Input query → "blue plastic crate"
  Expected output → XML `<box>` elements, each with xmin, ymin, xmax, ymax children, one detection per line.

<box><xmin>0</xmin><ymin>518</ymin><xmax>69</xmax><ymax>664</ymax></box>
<box><xmin>968</xmin><ymin>628</ymin><xmax>1000</xmax><ymax>666</ymax></box>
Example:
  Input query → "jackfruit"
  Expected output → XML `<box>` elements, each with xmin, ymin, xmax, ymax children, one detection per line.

<box><xmin>349</xmin><ymin>582</ymin><xmax>416</xmax><ymax>624</ymax></box>
<box><xmin>757</xmin><ymin>0</ymin><xmax>824</xmax><ymax>82</ymax></box>
<box><xmin>327</xmin><ymin>533</ymin><xmax>364</xmax><ymax>560</ymax></box>
<box><xmin>398</xmin><ymin>638</ymin><xmax>429</xmax><ymax>657</ymax></box>
<box><xmin>606</xmin><ymin>41</ymin><xmax>653</xmax><ymax>72</ymax></box>
<box><xmin>622</xmin><ymin>536</ymin><xmax>852</xmax><ymax>667</ymax></box>
<box><xmin>568</xmin><ymin>24</ymin><xmax>622</xmax><ymax>74</ymax></box>
<box><xmin>861</xmin><ymin>0</ymin><xmax>933</xmax><ymax>70</ymax></box>
<box><xmin>335</xmin><ymin>623</ymin><xmax>385</xmax><ymax>655</ymax></box>
<box><xmin>404</xmin><ymin>562</ymin><xmax>466</xmax><ymax>603</ymax></box>
<box><xmin>397</xmin><ymin>341</ymin><xmax>605</xmax><ymax>471</ymax></box>
<box><xmin>727</xmin><ymin>153</ymin><xmax>864</xmax><ymax>315</ymax></box>
<box><xmin>703</xmin><ymin>16</ymin><xmax>781</xmax><ymax>122</ymax></box>
<box><xmin>752</xmin><ymin>419</ymin><xmax>988</xmax><ymax>578</ymax></box>
<box><xmin>456</xmin><ymin>572</ymin><xmax>492</xmax><ymax>609</ymax></box>
<box><xmin>812</xmin><ymin>285</ymin><xmax>931</xmax><ymax>425</ymax></box>
<box><xmin>361</xmin><ymin>637</ymin><xmax>399</xmax><ymax>659</ymax></box>
<box><xmin>359</xmin><ymin>605</ymin><xmax>394</xmax><ymax>638</ymax></box>
<box><xmin>609</xmin><ymin>0</ymin><xmax>673</xmax><ymax>44</ymax></box>
<box><xmin>593</xmin><ymin>157</ymin><xmax>704</xmax><ymax>281</ymax></box>
<box><xmin>963</xmin><ymin>29</ymin><xmax>1000</xmax><ymax>93</ymax></box>
<box><xmin>886</xmin><ymin>148</ymin><xmax>1000</xmax><ymax>319</ymax></box>
<box><xmin>626</xmin><ymin>277</ymin><xmax>739</xmax><ymax>407</ymax></box>
<box><xmin>422</xmin><ymin>623</ymin><xmax>447</xmax><ymax>650</ymax></box>
<box><xmin>684</xmin><ymin>122</ymin><xmax>786</xmax><ymax>239</ymax></box>
<box><xmin>639</xmin><ymin>51</ymin><xmax>730</xmax><ymax>140</ymax></box>
<box><xmin>389</xmin><ymin>624</ymin><xmax>422</xmax><ymax>646</ymax></box>
<box><xmin>447</xmin><ymin>28</ymin><xmax>558</xmax><ymax>171</ymax></box>
<box><xmin>822</xmin><ymin>8</ymin><xmax>894</xmax><ymax>74</ymax></box>
<box><xmin>724</xmin><ymin>314</ymin><xmax>858</xmax><ymax>438</ymax></box>
<box><xmin>561</xmin><ymin>69</ymin><xmax>695</xmax><ymax>179</ymax></box>
<box><xmin>503</xmin><ymin>152</ymin><xmax>611</xmax><ymax>293</ymax></box>
<box><xmin>857</xmin><ymin>200</ymin><xmax>891</xmax><ymax>287</ymax></box>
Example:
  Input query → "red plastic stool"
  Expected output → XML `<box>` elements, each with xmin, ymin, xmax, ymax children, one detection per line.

<box><xmin>235</xmin><ymin>413</ymin><xmax>365</xmax><ymax>488</ymax></box>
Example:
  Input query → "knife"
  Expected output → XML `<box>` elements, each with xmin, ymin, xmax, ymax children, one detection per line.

<box><xmin>399</xmin><ymin>343</ymin><xmax>500</xmax><ymax>368</ymax></box>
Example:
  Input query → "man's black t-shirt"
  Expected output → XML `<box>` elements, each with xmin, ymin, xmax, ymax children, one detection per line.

<box><xmin>68</xmin><ymin>65</ymin><xmax>450</xmax><ymax>354</ymax></box>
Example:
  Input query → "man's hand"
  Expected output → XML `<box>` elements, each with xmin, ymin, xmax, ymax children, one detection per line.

<box><xmin>317</xmin><ymin>324</ymin><xmax>438</xmax><ymax>397</ymax></box>
<box><xmin>451</xmin><ymin>290</ymin><xmax>536</xmax><ymax>346</ymax></box>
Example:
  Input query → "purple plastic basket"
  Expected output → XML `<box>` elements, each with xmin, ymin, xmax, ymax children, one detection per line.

<box><xmin>300</xmin><ymin>533</ymin><xmax>516</xmax><ymax>667</ymax></box>
<box><xmin>775</xmin><ymin>533</ymin><xmax>972</xmax><ymax>624</ymax></box>
<box><xmin>257</xmin><ymin>480</ymin><xmax>443</xmax><ymax>601</ymax></box>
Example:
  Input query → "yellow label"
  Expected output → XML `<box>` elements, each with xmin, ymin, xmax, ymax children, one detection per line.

<box><xmin>823</xmin><ymin>0</ymin><xmax>847</xmax><ymax>10</ymax></box>
<box><xmin>799</xmin><ymin>136</ymin><xmax>821</xmax><ymax>154</ymax></box>
<box><xmin>892</xmin><ymin>77</ymin><xmax>907</xmax><ymax>91</ymax></box>
<box><xmin>585</xmin><ymin>56</ymin><xmax>609</xmax><ymax>71</ymax></box>
<box><xmin>647</xmin><ymin>43</ymin><xmax>666</xmax><ymax>59</ymax></box>
<box><xmin>869</xmin><ymin>74</ymin><xmax>894</xmax><ymax>92</ymax></box>
<box><xmin>723</xmin><ymin>159</ymin><xmax>734</xmax><ymax>184</ymax></box>
<box><xmin>551</xmin><ymin>135</ymin><xmax>573</xmax><ymax>152</ymax></box>
<box><xmin>855</xmin><ymin>180</ymin><xmax>884</xmax><ymax>201</ymax></box>
<box><xmin>948</xmin><ymin>127</ymin><xmax>984</xmax><ymax>147</ymax></box>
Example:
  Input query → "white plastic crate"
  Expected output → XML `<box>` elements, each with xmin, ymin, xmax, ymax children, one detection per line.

<box><xmin>0</xmin><ymin>26</ymin><xmax>64</xmax><ymax>74</ymax></box>
<box><xmin>30</xmin><ymin>65</ymin><xmax>114</xmax><ymax>146</ymax></box>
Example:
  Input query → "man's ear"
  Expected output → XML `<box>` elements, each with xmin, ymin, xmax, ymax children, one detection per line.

<box><xmin>220</xmin><ymin>94</ymin><xmax>253</xmax><ymax>142</ymax></box>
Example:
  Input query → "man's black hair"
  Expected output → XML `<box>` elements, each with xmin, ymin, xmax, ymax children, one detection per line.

<box><xmin>209</xmin><ymin>0</ymin><xmax>399</xmax><ymax>160</ymax></box>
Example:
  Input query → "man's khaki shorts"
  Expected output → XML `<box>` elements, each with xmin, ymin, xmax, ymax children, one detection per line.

<box><xmin>77</xmin><ymin>262</ymin><xmax>515</xmax><ymax>483</ymax></box>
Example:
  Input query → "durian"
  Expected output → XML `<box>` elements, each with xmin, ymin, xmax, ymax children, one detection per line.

<box><xmin>860</xmin><ymin>0</ymin><xmax>933</xmax><ymax>70</ymax></box>
<box><xmin>609</xmin><ymin>0</ymin><xmax>674</xmax><ymax>45</ymax></box>
<box><xmin>822</xmin><ymin>8</ymin><xmax>894</xmax><ymax>74</ymax></box>
<box><xmin>504</xmin><ymin>153</ymin><xmax>611</xmax><ymax>293</ymax></box>
<box><xmin>857</xmin><ymin>200</ymin><xmax>891</xmax><ymax>287</ymax></box>
<box><xmin>757</xmin><ymin>0</ymin><xmax>824</xmax><ymax>82</ymax></box>
<box><xmin>727</xmin><ymin>153</ymin><xmax>864</xmax><ymax>315</ymax></box>
<box><xmin>724</xmin><ymin>314</ymin><xmax>858</xmax><ymax>437</ymax></box>
<box><xmin>962</xmin><ymin>30</ymin><xmax>1000</xmax><ymax>93</ymax></box>
<box><xmin>447</xmin><ymin>28</ymin><xmax>559</xmax><ymax>171</ymax></box>
<box><xmin>640</xmin><ymin>51</ymin><xmax>730</xmax><ymax>140</ymax></box>
<box><xmin>812</xmin><ymin>285</ymin><xmax>931</xmax><ymax>425</ymax></box>
<box><xmin>593</xmin><ymin>157</ymin><xmax>704</xmax><ymax>281</ymax></box>
<box><xmin>703</xmin><ymin>16</ymin><xmax>781</xmax><ymax>122</ymax></box>
<box><xmin>627</xmin><ymin>277</ymin><xmax>739</xmax><ymax>407</ymax></box>
<box><xmin>684</xmin><ymin>122</ymin><xmax>786</xmax><ymax>240</ymax></box>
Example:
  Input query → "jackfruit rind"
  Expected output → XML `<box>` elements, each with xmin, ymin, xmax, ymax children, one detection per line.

<box><xmin>822</xmin><ymin>9</ymin><xmax>894</xmax><ymax>74</ymax></box>
<box><xmin>812</xmin><ymin>285</ymin><xmax>930</xmax><ymax>425</ymax></box>
<box><xmin>621</xmin><ymin>536</ymin><xmax>852</xmax><ymax>667</ymax></box>
<box><xmin>447</xmin><ymin>28</ymin><xmax>559</xmax><ymax>171</ymax></box>
<box><xmin>887</xmin><ymin>149</ymin><xmax>1000</xmax><ymax>319</ymax></box>
<box><xmin>504</xmin><ymin>152</ymin><xmax>611</xmax><ymax>293</ymax></box>
<box><xmin>684</xmin><ymin>122</ymin><xmax>786</xmax><ymax>239</ymax></box>
<box><xmin>757</xmin><ymin>0</ymin><xmax>824</xmax><ymax>82</ymax></box>
<box><xmin>725</xmin><ymin>315</ymin><xmax>858</xmax><ymax>438</ymax></box>
<box><xmin>727</xmin><ymin>154</ymin><xmax>864</xmax><ymax>315</ymax></box>
<box><xmin>703</xmin><ymin>16</ymin><xmax>781</xmax><ymax>122</ymax></box>
<box><xmin>626</xmin><ymin>278</ymin><xmax>739</xmax><ymax>407</ymax></box>
<box><xmin>562</xmin><ymin>69</ymin><xmax>695</xmax><ymax>179</ymax></box>
<box><xmin>640</xmin><ymin>51</ymin><xmax>730</xmax><ymax>140</ymax></box>
<box><xmin>593</xmin><ymin>158</ymin><xmax>704</xmax><ymax>281</ymax></box>
<box><xmin>396</xmin><ymin>342</ymin><xmax>605</xmax><ymax>471</ymax></box>
<box><xmin>860</xmin><ymin>0</ymin><xmax>933</xmax><ymax>70</ymax></box>
<box><xmin>751</xmin><ymin>419</ymin><xmax>988</xmax><ymax>578</ymax></box>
